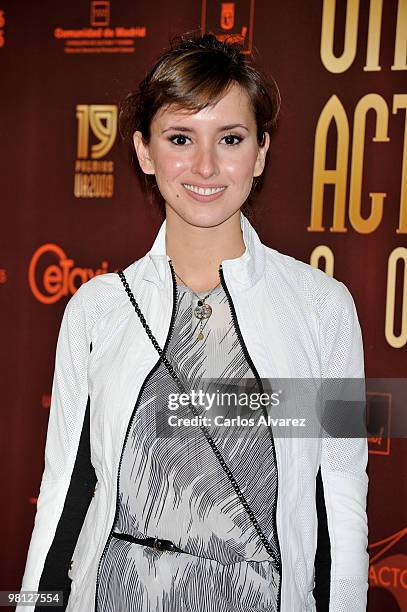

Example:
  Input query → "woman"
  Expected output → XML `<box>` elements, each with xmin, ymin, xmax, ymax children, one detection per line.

<box><xmin>18</xmin><ymin>33</ymin><xmax>369</xmax><ymax>612</ymax></box>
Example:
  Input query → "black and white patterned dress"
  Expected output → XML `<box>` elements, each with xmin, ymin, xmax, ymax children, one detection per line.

<box><xmin>97</xmin><ymin>282</ymin><xmax>280</xmax><ymax>611</ymax></box>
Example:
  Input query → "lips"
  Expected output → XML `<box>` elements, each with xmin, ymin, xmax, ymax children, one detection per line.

<box><xmin>182</xmin><ymin>183</ymin><xmax>227</xmax><ymax>196</ymax></box>
<box><xmin>181</xmin><ymin>183</ymin><xmax>227</xmax><ymax>203</ymax></box>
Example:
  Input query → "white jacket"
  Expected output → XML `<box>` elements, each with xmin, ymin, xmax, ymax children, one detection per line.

<box><xmin>18</xmin><ymin>212</ymin><xmax>369</xmax><ymax>611</ymax></box>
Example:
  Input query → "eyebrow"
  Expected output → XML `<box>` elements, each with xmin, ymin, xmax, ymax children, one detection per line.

<box><xmin>161</xmin><ymin>123</ymin><xmax>249</xmax><ymax>134</ymax></box>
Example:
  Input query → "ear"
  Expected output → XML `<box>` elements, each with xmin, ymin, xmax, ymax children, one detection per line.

<box><xmin>133</xmin><ymin>131</ymin><xmax>155</xmax><ymax>175</ymax></box>
<box><xmin>253</xmin><ymin>132</ymin><xmax>270</xmax><ymax>178</ymax></box>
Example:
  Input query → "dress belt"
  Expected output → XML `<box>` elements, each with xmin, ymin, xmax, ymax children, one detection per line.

<box><xmin>112</xmin><ymin>531</ymin><xmax>183</xmax><ymax>553</ymax></box>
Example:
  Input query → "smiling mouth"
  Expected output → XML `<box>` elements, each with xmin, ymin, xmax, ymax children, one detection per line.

<box><xmin>182</xmin><ymin>183</ymin><xmax>227</xmax><ymax>196</ymax></box>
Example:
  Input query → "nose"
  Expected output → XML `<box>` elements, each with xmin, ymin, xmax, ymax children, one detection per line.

<box><xmin>191</xmin><ymin>144</ymin><xmax>219</xmax><ymax>178</ymax></box>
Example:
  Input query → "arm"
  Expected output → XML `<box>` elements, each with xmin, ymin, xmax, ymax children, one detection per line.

<box><xmin>17</xmin><ymin>285</ymin><xmax>96</xmax><ymax>612</ymax></box>
<box><xmin>318</xmin><ymin>281</ymin><xmax>369</xmax><ymax>611</ymax></box>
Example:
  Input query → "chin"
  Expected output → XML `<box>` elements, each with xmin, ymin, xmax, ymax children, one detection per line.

<box><xmin>173</xmin><ymin>202</ymin><xmax>241</xmax><ymax>229</ymax></box>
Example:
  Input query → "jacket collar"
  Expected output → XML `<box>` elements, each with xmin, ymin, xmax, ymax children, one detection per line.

<box><xmin>143</xmin><ymin>211</ymin><xmax>266</xmax><ymax>292</ymax></box>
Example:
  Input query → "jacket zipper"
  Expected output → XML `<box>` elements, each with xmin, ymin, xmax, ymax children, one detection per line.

<box><xmin>218</xmin><ymin>263</ymin><xmax>282</xmax><ymax>612</ymax></box>
<box><xmin>94</xmin><ymin>266</ymin><xmax>179</xmax><ymax>611</ymax></box>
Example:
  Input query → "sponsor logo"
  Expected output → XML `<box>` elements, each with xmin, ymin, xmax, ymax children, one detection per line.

<box><xmin>28</xmin><ymin>243</ymin><xmax>111</xmax><ymax>304</ymax></box>
<box><xmin>54</xmin><ymin>0</ymin><xmax>146</xmax><ymax>55</ymax></box>
<box><xmin>201</xmin><ymin>0</ymin><xmax>254</xmax><ymax>53</ymax></box>
<box><xmin>220</xmin><ymin>3</ymin><xmax>234</xmax><ymax>30</ymax></box>
<box><xmin>0</xmin><ymin>9</ymin><xmax>5</xmax><ymax>48</ymax></box>
<box><xmin>367</xmin><ymin>391</ymin><xmax>391</xmax><ymax>456</ymax></box>
<box><xmin>75</xmin><ymin>104</ymin><xmax>116</xmax><ymax>198</ymax></box>
<box><xmin>369</xmin><ymin>529</ymin><xmax>407</xmax><ymax>607</ymax></box>
<box><xmin>90</xmin><ymin>0</ymin><xmax>110</xmax><ymax>26</ymax></box>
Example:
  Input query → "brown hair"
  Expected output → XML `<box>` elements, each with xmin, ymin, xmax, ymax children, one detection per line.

<box><xmin>119</xmin><ymin>32</ymin><xmax>281</xmax><ymax>222</ymax></box>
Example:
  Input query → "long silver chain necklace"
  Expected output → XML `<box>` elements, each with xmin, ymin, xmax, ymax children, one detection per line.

<box><xmin>173</xmin><ymin>269</ymin><xmax>220</xmax><ymax>341</ymax></box>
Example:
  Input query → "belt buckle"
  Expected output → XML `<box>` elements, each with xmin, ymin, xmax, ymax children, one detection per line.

<box><xmin>153</xmin><ymin>537</ymin><xmax>163</xmax><ymax>551</ymax></box>
<box><xmin>153</xmin><ymin>537</ymin><xmax>176</xmax><ymax>552</ymax></box>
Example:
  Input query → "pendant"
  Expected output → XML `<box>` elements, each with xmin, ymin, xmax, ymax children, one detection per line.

<box><xmin>197</xmin><ymin>331</ymin><xmax>204</xmax><ymax>340</ymax></box>
<box><xmin>194</xmin><ymin>303</ymin><xmax>212</xmax><ymax>320</ymax></box>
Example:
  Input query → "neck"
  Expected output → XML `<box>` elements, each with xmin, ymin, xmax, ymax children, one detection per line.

<box><xmin>165</xmin><ymin>208</ymin><xmax>246</xmax><ymax>293</ymax></box>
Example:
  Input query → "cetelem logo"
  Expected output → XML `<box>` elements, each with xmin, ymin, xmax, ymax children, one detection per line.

<box><xmin>29</xmin><ymin>243</ymin><xmax>110</xmax><ymax>304</ymax></box>
<box><xmin>74</xmin><ymin>104</ymin><xmax>116</xmax><ymax>199</ymax></box>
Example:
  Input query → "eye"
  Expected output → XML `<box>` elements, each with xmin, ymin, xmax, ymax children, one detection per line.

<box><xmin>220</xmin><ymin>134</ymin><xmax>243</xmax><ymax>146</ymax></box>
<box><xmin>168</xmin><ymin>134</ymin><xmax>191</xmax><ymax>146</ymax></box>
<box><xmin>167</xmin><ymin>133</ymin><xmax>244</xmax><ymax>146</ymax></box>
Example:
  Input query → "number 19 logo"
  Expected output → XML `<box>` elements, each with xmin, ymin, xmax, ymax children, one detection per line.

<box><xmin>76</xmin><ymin>104</ymin><xmax>117</xmax><ymax>159</ymax></box>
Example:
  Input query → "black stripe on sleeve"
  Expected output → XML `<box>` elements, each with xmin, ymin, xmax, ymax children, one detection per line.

<box><xmin>313</xmin><ymin>465</ymin><xmax>331</xmax><ymax>612</ymax></box>
<box><xmin>35</xmin><ymin>342</ymin><xmax>96</xmax><ymax>610</ymax></box>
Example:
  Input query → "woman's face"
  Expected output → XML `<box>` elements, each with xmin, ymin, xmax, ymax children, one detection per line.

<box><xmin>133</xmin><ymin>82</ymin><xmax>270</xmax><ymax>228</ymax></box>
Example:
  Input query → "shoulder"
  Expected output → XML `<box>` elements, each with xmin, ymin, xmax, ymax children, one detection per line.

<box><xmin>262</xmin><ymin>244</ymin><xmax>356</xmax><ymax>319</ymax></box>
<box><xmin>261</xmin><ymin>245</ymin><xmax>364</xmax><ymax>376</ymax></box>
<box><xmin>63</xmin><ymin>256</ymin><xmax>145</xmax><ymax>333</ymax></box>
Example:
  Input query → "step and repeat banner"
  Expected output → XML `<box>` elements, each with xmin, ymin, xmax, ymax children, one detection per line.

<box><xmin>0</xmin><ymin>1</ymin><xmax>406</xmax><ymax>610</ymax></box>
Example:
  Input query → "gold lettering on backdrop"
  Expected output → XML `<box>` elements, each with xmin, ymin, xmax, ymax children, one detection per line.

<box><xmin>385</xmin><ymin>247</ymin><xmax>407</xmax><ymax>348</ymax></box>
<box><xmin>308</xmin><ymin>95</ymin><xmax>348</xmax><ymax>233</ymax></box>
<box><xmin>309</xmin><ymin>97</ymin><xmax>407</xmax><ymax>235</ymax></box>
<box><xmin>75</xmin><ymin>159</ymin><xmax>114</xmax><ymax>172</ymax></box>
<box><xmin>320</xmin><ymin>0</ymin><xmax>360</xmax><ymax>73</ymax></box>
<box><xmin>321</xmin><ymin>0</ymin><xmax>407</xmax><ymax>72</ymax></box>
<box><xmin>89</xmin><ymin>106</ymin><xmax>117</xmax><ymax>158</ymax></box>
<box><xmin>313</xmin><ymin>2</ymin><xmax>407</xmax><ymax>348</ymax></box>
<box><xmin>74</xmin><ymin>173</ymin><xmax>114</xmax><ymax>197</ymax></box>
<box><xmin>76</xmin><ymin>104</ymin><xmax>117</xmax><ymax>158</ymax></box>
<box><xmin>365</xmin><ymin>0</ymin><xmax>383</xmax><ymax>71</ymax></box>
<box><xmin>310</xmin><ymin>245</ymin><xmax>334</xmax><ymax>276</ymax></box>
<box><xmin>349</xmin><ymin>94</ymin><xmax>389</xmax><ymax>234</ymax></box>
<box><xmin>76</xmin><ymin>105</ymin><xmax>89</xmax><ymax>159</ymax></box>
<box><xmin>393</xmin><ymin>0</ymin><xmax>407</xmax><ymax>70</ymax></box>
<box><xmin>74</xmin><ymin>104</ymin><xmax>116</xmax><ymax>198</ymax></box>
<box><xmin>393</xmin><ymin>95</ymin><xmax>407</xmax><ymax>233</ymax></box>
